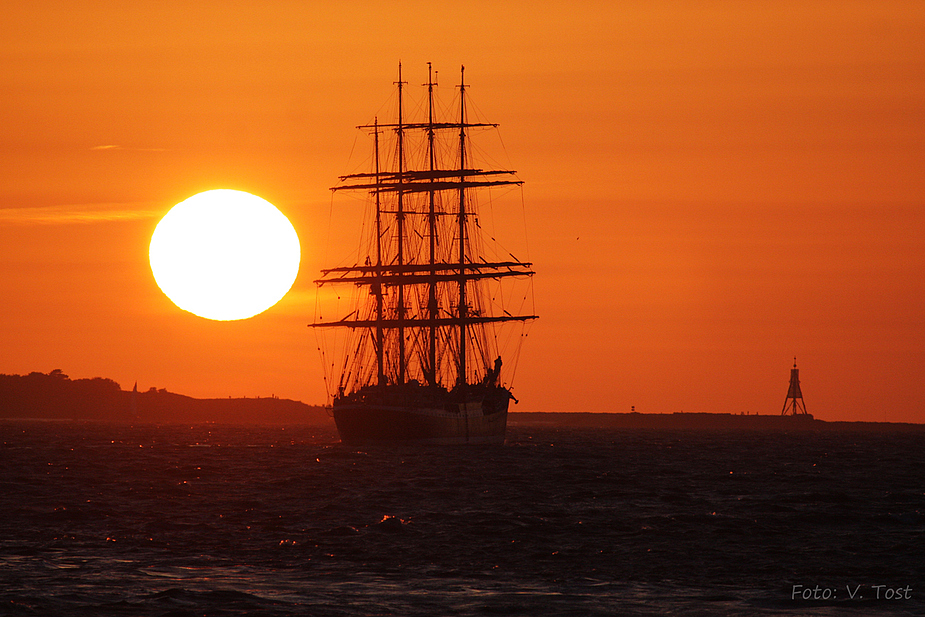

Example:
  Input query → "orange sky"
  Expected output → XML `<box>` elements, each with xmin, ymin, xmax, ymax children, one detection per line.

<box><xmin>1</xmin><ymin>1</ymin><xmax>923</xmax><ymax>422</ymax></box>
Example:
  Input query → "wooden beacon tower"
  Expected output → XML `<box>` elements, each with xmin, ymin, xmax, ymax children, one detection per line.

<box><xmin>781</xmin><ymin>358</ymin><xmax>808</xmax><ymax>416</ymax></box>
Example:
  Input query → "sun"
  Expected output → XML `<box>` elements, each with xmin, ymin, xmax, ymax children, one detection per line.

<box><xmin>149</xmin><ymin>189</ymin><xmax>300</xmax><ymax>321</ymax></box>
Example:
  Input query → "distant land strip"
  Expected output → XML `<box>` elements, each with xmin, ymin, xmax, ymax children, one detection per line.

<box><xmin>510</xmin><ymin>412</ymin><xmax>925</xmax><ymax>431</ymax></box>
<box><xmin>2</xmin><ymin>371</ymin><xmax>922</xmax><ymax>430</ymax></box>
<box><xmin>0</xmin><ymin>370</ymin><xmax>329</xmax><ymax>425</ymax></box>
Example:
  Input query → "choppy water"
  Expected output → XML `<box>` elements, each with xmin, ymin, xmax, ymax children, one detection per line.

<box><xmin>1</xmin><ymin>420</ymin><xmax>923</xmax><ymax>616</ymax></box>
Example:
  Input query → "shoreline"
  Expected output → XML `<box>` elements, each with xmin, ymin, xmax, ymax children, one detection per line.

<box><xmin>509</xmin><ymin>411</ymin><xmax>925</xmax><ymax>431</ymax></box>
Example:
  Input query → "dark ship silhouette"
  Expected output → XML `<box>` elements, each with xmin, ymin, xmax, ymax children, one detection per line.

<box><xmin>311</xmin><ymin>64</ymin><xmax>536</xmax><ymax>444</ymax></box>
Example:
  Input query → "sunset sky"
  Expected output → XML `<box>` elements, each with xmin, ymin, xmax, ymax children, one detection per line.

<box><xmin>2</xmin><ymin>1</ymin><xmax>923</xmax><ymax>422</ymax></box>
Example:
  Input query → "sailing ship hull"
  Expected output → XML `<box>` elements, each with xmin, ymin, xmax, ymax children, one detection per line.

<box><xmin>332</xmin><ymin>389</ymin><xmax>509</xmax><ymax>445</ymax></box>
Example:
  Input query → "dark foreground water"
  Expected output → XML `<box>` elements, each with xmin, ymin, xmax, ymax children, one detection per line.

<box><xmin>1</xmin><ymin>421</ymin><xmax>923</xmax><ymax>616</ymax></box>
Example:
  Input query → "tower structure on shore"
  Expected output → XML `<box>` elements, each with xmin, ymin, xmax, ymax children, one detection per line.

<box><xmin>781</xmin><ymin>358</ymin><xmax>808</xmax><ymax>416</ymax></box>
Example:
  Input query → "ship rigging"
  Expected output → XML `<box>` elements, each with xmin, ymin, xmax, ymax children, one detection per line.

<box><xmin>311</xmin><ymin>63</ymin><xmax>536</xmax><ymax>444</ymax></box>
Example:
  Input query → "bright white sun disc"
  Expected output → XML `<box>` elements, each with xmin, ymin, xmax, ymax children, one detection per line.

<box><xmin>149</xmin><ymin>189</ymin><xmax>301</xmax><ymax>321</ymax></box>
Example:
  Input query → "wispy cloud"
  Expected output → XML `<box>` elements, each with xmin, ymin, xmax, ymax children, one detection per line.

<box><xmin>0</xmin><ymin>204</ymin><xmax>162</xmax><ymax>225</ymax></box>
<box><xmin>90</xmin><ymin>144</ymin><xmax>167</xmax><ymax>152</ymax></box>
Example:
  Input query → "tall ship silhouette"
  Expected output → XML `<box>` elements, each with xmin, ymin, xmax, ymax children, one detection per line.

<box><xmin>311</xmin><ymin>64</ymin><xmax>537</xmax><ymax>444</ymax></box>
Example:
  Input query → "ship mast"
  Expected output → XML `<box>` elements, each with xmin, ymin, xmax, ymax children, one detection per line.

<box><xmin>457</xmin><ymin>65</ymin><xmax>468</xmax><ymax>387</ymax></box>
<box><xmin>396</xmin><ymin>63</ymin><xmax>407</xmax><ymax>384</ymax></box>
<box><xmin>373</xmin><ymin>117</ymin><xmax>385</xmax><ymax>386</ymax></box>
<box><xmin>426</xmin><ymin>63</ymin><xmax>438</xmax><ymax>385</ymax></box>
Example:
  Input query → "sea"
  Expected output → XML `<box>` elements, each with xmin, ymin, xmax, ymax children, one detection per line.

<box><xmin>1</xmin><ymin>420</ymin><xmax>922</xmax><ymax>616</ymax></box>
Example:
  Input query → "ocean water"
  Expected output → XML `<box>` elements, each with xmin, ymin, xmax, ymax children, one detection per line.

<box><xmin>0</xmin><ymin>420</ymin><xmax>923</xmax><ymax>616</ymax></box>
